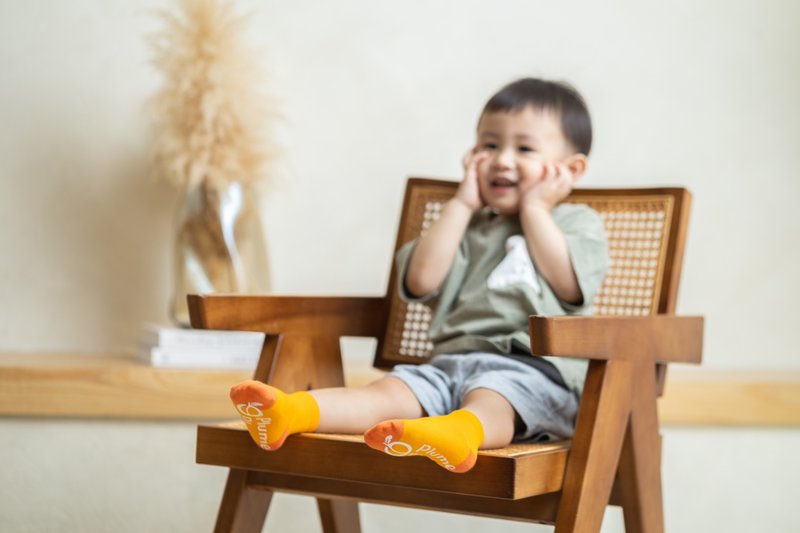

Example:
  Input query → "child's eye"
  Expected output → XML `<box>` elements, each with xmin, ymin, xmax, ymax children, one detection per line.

<box><xmin>481</xmin><ymin>143</ymin><xmax>498</xmax><ymax>151</ymax></box>
<box><xmin>518</xmin><ymin>146</ymin><xmax>535</xmax><ymax>153</ymax></box>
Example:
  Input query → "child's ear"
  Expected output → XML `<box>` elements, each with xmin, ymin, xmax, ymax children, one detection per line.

<box><xmin>565</xmin><ymin>153</ymin><xmax>588</xmax><ymax>183</ymax></box>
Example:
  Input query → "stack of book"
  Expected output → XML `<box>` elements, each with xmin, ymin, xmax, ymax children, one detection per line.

<box><xmin>138</xmin><ymin>324</ymin><xmax>265</xmax><ymax>370</ymax></box>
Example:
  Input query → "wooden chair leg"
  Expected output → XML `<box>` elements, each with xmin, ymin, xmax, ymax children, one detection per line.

<box><xmin>555</xmin><ymin>360</ymin><xmax>634</xmax><ymax>533</ymax></box>
<box><xmin>616</xmin><ymin>363</ymin><xmax>664</xmax><ymax>533</ymax></box>
<box><xmin>214</xmin><ymin>469</ymin><xmax>272</xmax><ymax>533</ymax></box>
<box><xmin>317</xmin><ymin>499</ymin><xmax>361</xmax><ymax>533</ymax></box>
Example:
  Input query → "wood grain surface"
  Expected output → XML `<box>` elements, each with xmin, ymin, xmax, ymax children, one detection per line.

<box><xmin>1</xmin><ymin>354</ymin><xmax>798</xmax><ymax>425</ymax></box>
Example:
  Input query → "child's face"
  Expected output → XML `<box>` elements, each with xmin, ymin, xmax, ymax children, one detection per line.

<box><xmin>475</xmin><ymin>106</ymin><xmax>576</xmax><ymax>215</ymax></box>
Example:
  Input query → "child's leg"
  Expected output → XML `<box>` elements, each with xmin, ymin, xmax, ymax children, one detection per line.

<box><xmin>230</xmin><ymin>377</ymin><xmax>423</xmax><ymax>450</ymax></box>
<box><xmin>460</xmin><ymin>387</ymin><xmax>517</xmax><ymax>449</ymax></box>
<box><xmin>312</xmin><ymin>376</ymin><xmax>423</xmax><ymax>433</ymax></box>
<box><xmin>363</xmin><ymin>387</ymin><xmax>516</xmax><ymax>473</ymax></box>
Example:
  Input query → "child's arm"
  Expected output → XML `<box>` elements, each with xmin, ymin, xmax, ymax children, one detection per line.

<box><xmin>405</xmin><ymin>150</ymin><xmax>488</xmax><ymax>298</ymax></box>
<box><xmin>519</xmin><ymin>162</ymin><xmax>583</xmax><ymax>304</ymax></box>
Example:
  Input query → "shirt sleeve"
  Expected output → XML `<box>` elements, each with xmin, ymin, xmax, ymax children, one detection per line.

<box><xmin>394</xmin><ymin>231</ymin><xmax>471</xmax><ymax>315</ymax></box>
<box><xmin>394</xmin><ymin>240</ymin><xmax>438</xmax><ymax>303</ymax></box>
<box><xmin>553</xmin><ymin>203</ymin><xmax>610</xmax><ymax>314</ymax></box>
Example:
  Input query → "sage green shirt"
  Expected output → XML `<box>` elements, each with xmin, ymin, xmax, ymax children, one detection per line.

<box><xmin>396</xmin><ymin>203</ymin><xmax>609</xmax><ymax>394</ymax></box>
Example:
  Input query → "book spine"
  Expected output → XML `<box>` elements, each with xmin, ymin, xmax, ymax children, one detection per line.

<box><xmin>139</xmin><ymin>343</ymin><xmax>263</xmax><ymax>358</ymax></box>
<box><xmin>144</xmin><ymin>330</ymin><xmax>266</xmax><ymax>350</ymax></box>
<box><xmin>138</xmin><ymin>346</ymin><xmax>259</xmax><ymax>370</ymax></box>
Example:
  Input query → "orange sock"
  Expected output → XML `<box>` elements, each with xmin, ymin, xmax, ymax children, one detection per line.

<box><xmin>230</xmin><ymin>380</ymin><xmax>320</xmax><ymax>451</ymax></box>
<box><xmin>363</xmin><ymin>410</ymin><xmax>485</xmax><ymax>473</ymax></box>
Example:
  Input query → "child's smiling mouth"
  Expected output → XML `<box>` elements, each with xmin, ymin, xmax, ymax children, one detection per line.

<box><xmin>490</xmin><ymin>177</ymin><xmax>517</xmax><ymax>192</ymax></box>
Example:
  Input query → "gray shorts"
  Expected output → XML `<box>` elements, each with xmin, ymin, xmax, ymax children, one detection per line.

<box><xmin>388</xmin><ymin>353</ymin><xmax>579</xmax><ymax>442</ymax></box>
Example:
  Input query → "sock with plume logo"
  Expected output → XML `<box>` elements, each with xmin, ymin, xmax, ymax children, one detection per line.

<box><xmin>230</xmin><ymin>380</ymin><xmax>320</xmax><ymax>451</ymax></box>
<box><xmin>363</xmin><ymin>409</ymin><xmax>485</xmax><ymax>473</ymax></box>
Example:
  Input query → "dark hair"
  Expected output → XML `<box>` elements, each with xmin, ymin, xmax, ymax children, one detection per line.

<box><xmin>481</xmin><ymin>78</ymin><xmax>592</xmax><ymax>156</ymax></box>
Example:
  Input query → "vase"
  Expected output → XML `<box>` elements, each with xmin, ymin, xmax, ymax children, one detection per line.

<box><xmin>170</xmin><ymin>179</ymin><xmax>271</xmax><ymax>327</ymax></box>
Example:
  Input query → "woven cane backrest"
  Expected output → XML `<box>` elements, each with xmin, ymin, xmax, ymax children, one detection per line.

<box><xmin>375</xmin><ymin>178</ymin><xmax>690</xmax><ymax>368</ymax></box>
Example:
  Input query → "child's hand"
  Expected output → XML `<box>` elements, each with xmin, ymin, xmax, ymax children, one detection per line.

<box><xmin>454</xmin><ymin>147</ymin><xmax>488</xmax><ymax>212</ymax></box>
<box><xmin>520</xmin><ymin>162</ymin><xmax>575</xmax><ymax>212</ymax></box>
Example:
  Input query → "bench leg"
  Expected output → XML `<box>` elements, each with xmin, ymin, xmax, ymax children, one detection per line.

<box><xmin>214</xmin><ymin>469</ymin><xmax>272</xmax><ymax>533</ymax></box>
<box><xmin>317</xmin><ymin>499</ymin><xmax>361</xmax><ymax>533</ymax></box>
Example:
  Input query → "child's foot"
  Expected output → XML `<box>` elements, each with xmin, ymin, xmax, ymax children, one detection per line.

<box><xmin>363</xmin><ymin>409</ymin><xmax>484</xmax><ymax>473</ymax></box>
<box><xmin>230</xmin><ymin>380</ymin><xmax>320</xmax><ymax>451</ymax></box>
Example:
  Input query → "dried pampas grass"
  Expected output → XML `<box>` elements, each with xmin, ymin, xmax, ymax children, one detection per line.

<box><xmin>149</xmin><ymin>0</ymin><xmax>278</xmax><ymax>188</ymax></box>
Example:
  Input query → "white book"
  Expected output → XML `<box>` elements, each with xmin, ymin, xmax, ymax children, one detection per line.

<box><xmin>141</xmin><ymin>324</ymin><xmax>266</xmax><ymax>352</ymax></box>
<box><xmin>137</xmin><ymin>344</ymin><xmax>260</xmax><ymax>370</ymax></box>
<box><xmin>139</xmin><ymin>339</ymin><xmax>264</xmax><ymax>359</ymax></box>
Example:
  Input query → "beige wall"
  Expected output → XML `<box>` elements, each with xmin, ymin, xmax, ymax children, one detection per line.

<box><xmin>0</xmin><ymin>0</ymin><xmax>800</xmax><ymax>368</ymax></box>
<box><xmin>1</xmin><ymin>0</ymin><xmax>798</xmax><ymax>369</ymax></box>
<box><xmin>1</xmin><ymin>1</ymin><xmax>799</xmax><ymax>532</ymax></box>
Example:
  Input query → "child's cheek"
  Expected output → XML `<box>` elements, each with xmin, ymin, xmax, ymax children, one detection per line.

<box><xmin>525</xmin><ymin>161</ymin><xmax>545</xmax><ymax>185</ymax></box>
<box><xmin>477</xmin><ymin>159</ymin><xmax>490</xmax><ymax>178</ymax></box>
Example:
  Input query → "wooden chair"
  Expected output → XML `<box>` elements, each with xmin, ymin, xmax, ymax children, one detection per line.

<box><xmin>190</xmin><ymin>177</ymin><xmax>704</xmax><ymax>533</ymax></box>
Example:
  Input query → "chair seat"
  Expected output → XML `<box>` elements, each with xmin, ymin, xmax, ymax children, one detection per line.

<box><xmin>197</xmin><ymin>422</ymin><xmax>569</xmax><ymax>500</ymax></box>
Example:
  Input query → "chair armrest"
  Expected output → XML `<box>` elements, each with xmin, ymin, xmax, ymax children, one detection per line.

<box><xmin>187</xmin><ymin>294</ymin><xmax>387</xmax><ymax>338</ymax></box>
<box><xmin>529</xmin><ymin>315</ymin><xmax>704</xmax><ymax>363</ymax></box>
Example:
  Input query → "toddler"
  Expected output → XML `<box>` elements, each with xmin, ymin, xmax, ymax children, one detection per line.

<box><xmin>230</xmin><ymin>78</ymin><xmax>609</xmax><ymax>473</ymax></box>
